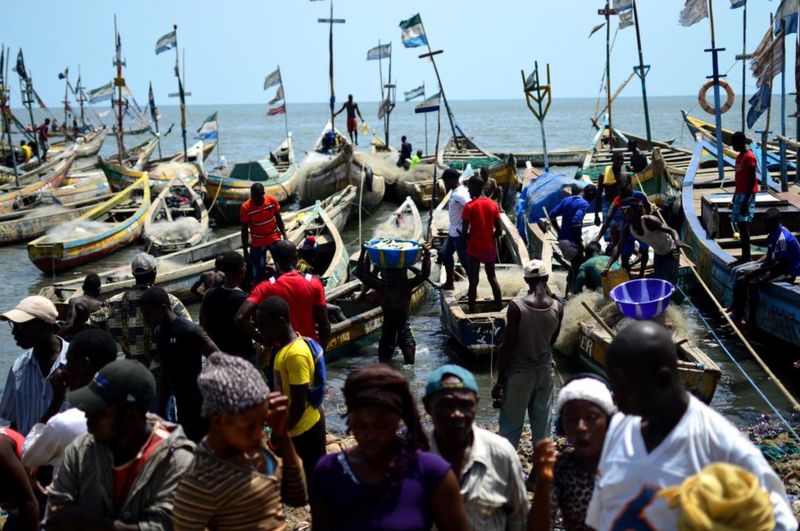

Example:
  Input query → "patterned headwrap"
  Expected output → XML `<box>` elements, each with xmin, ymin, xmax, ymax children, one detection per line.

<box><xmin>198</xmin><ymin>352</ymin><xmax>270</xmax><ymax>417</ymax></box>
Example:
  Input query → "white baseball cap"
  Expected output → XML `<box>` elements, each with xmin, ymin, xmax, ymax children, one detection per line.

<box><xmin>1</xmin><ymin>296</ymin><xmax>58</xmax><ymax>324</ymax></box>
<box><xmin>523</xmin><ymin>259</ymin><xmax>550</xmax><ymax>279</ymax></box>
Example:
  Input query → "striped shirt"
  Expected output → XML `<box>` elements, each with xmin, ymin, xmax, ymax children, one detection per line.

<box><xmin>172</xmin><ymin>439</ymin><xmax>307</xmax><ymax>530</ymax></box>
<box><xmin>0</xmin><ymin>338</ymin><xmax>69</xmax><ymax>436</ymax></box>
<box><xmin>240</xmin><ymin>197</ymin><xmax>282</xmax><ymax>248</ymax></box>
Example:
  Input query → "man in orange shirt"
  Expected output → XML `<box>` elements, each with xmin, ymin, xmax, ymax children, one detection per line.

<box><xmin>461</xmin><ymin>175</ymin><xmax>502</xmax><ymax>314</ymax></box>
<box><xmin>240</xmin><ymin>183</ymin><xmax>286</xmax><ymax>284</ymax></box>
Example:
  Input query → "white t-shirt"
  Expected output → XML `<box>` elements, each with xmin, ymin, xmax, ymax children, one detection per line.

<box><xmin>22</xmin><ymin>407</ymin><xmax>86</xmax><ymax>470</ymax></box>
<box><xmin>586</xmin><ymin>395</ymin><xmax>797</xmax><ymax>531</ymax></box>
<box><xmin>448</xmin><ymin>186</ymin><xmax>472</xmax><ymax>237</ymax></box>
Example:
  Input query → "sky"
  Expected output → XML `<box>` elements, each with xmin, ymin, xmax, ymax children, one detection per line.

<box><xmin>0</xmin><ymin>0</ymin><xmax>791</xmax><ymax>107</ymax></box>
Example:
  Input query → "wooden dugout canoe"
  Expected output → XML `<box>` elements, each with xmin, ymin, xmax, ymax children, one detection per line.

<box><xmin>0</xmin><ymin>154</ymin><xmax>75</xmax><ymax>214</ymax></box>
<box><xmin>142</xmin><ymin>175</ymin><xmax>209</xmax><ymax>256</ymax></box>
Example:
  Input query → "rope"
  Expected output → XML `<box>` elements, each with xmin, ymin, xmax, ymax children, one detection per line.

<box><xmin>676</xmin><ymin>284</ymin><xmax>800</xmax><ymax>443</ymax></box>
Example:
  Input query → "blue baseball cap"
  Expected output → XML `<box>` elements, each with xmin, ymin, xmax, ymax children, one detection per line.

<box><xmin>425</xmin><ymin>364</ymin><xmax>479</xmax><ymax>397</ymax></box>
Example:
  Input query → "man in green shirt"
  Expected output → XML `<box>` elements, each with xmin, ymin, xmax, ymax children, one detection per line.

<box><xmin>572</xmin><ymin>242</ymin><xmax>623</xmax><ymax>295</ymax></box>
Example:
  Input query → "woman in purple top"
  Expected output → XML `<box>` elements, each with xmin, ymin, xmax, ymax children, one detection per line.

<box><xmin>311</xmin><ymin>364</ymin><xmax>467</xmax><ymax>531</ymax></box>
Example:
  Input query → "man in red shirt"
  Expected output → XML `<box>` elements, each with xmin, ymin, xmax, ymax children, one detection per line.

<box><xmin>36</xmin><ymin>118</ymin><xmax>50</xmax><ymax>162</ymax></box>
<box><xmin>236</xmin><ymin>240</ymin><xmax>331</xmax><ymax>351</ymax></box>
<box><xmin>461</xmin><ymin>175</ymin><xmax>502</xmax><ymax>313</ymax></box>
<box><xmin>240</xmin><ymin>183</ymin><xmax>286</xmax><ymax>284</ymax></box>
<box><xmin>730</xmin><ymin>131</ymin><xmax>759</xmax><ymax>262</ymax></box>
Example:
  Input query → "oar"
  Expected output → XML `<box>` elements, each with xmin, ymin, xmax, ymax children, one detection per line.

<box><xmin>581</xmin><ymin>301</ymin><xmax>615</xmax><ymax>337</ymax></box>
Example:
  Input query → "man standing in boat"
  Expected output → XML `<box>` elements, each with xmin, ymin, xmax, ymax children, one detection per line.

<box><xmin>333</xmin><ymin>94</ymin><xmax>364</xmax><ymax>145</ymax></box>
<box><xmin>397</xmin><ymin>135</ymin><xmax>413</xmax><ymax>168</ymax></box>
<box><xmin>440</xmin><ymin>168</ymin><xmax>472</xmax><ymax>290</ymax></box>
<box><xmin>462</xmin><ymin>175</ymin><xmax>503</xmax><ymax>314</ymax></box>
<box><xmin>36</xmin><ymin>118</ymin><xmax>51</xmax><ymax>162</ymax></box>
<box><xmin>549</xmin><ymin>184</ymin><xmax>597</xmax><ymax>295</ymax></box>
<box><xmin>241</xmin><ymin>182</ymin><xmax>286</xmax><ymax>285</ymax></box>
<box><xmin>730</xmin><ymin>131</ymin><xmax>759</xmax><ymax>263</ymax></box>
<box><xmin>595</xmin><ymin>152</ymin><xmax>628</xmax><ymax>225</ymax></box>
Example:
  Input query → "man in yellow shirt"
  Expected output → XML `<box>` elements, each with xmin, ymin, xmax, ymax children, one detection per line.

<box><xmin>256</xmin><ymin>295</ymin><xmax>325</xmax><ymax>484</ymax></box>
<box><xmin>20</xmin><ymin>141</ymin><xmax>32</xmax><ymax>163</ymax></box>
<box><xmin>594</xmin><ymin>151</ymin><xmax>629</xmax><ymax>226</ymax></box>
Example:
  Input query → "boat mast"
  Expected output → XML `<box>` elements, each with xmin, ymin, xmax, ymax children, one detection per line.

<box><xmin>173</xmin><ymin>26</ymin><xmax>188</xmax><ymax>160</ymax></box>
<box><xmin>599</xmin><ymin>0</ymin><xmax>618</xmax><ymax>145</ymax></box>
<box><xmin>631</xmin><ymin>0</ymin><xmax>652</xmax><ymax>143</ymax></box>
<box><xmin>779</xmin><ymin>15</ymin><xmax>788</xmax><ymax>190</ymax></box>
<box><xmin>18</xmin><ymin>50</ymin><xmax>41</xmax><ymax>164</ymax></box>
<box><xmin>76</xmin><ymin>67</ymin><xmax>86</xmax><ymax>130</ymax></box>
<box><xmin>522</xmin><ymin>61</ymin><xmax>552</xmax><ymax>172</ymax></box>
<box><xmin>417</xmin><ymin>18</ymin><xmax>459</xmax><ymax>149</ymax></box>
<box><xmin>148</xmin><ymin>81</ymin><xmax>163</xmax><ymax>159</ymax></box>
<box><xmin>317</xmin><ymin>0</ymin><xmax>344</xmax><ymax>129</ymax></box>
<box><xmin>385</xmin><ymin>43</ymin><xmax>394</xmax><ymax>147</ymax></box>
<box><xmin>0</xmin><ymin>47</ymin><xmax>20</xmax><ymax>188</ymax></box>
<box><xmin>740</xmin><ymin>1</ymin><xmax>748</xmax><ymax>132</ymax></box>
<box><xmin>113</xmin><ymin>16</ymin><xmax>125</xmax><ymax>162</ymax></box>
<box><xmin>62</xmin><ymin>67</ymin><xmax>69</xmax><ymax>138</ymax></box>
<box><xmin>279</xmin><ymin>65</ymin><xmax>289</xmax><ymax>140</ymax></box>
<box><xmin>705</xmin><ymin>0</ymin><xmax>727</xmax><ymax>182</ymax></box>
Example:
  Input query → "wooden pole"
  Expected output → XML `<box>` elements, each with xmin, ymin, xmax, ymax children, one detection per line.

<box><xmin>385</xmin><ymin>43</ymin><xmax>393</xmax><ymax>147</ymax></box>
<box><xmin>707</xmin><ymin>0</ymin><xmax>727</xmax><ymax>182</ymax></box>
<box><xmin>522</xmin><ymin>62</ymin><xmax>552</xmax><ymax>172</ymax></box>
<box><xmin>279</xmin><ymin>66</ymin><xmax>289</xmax><ymax>141</ymax></box>
<box><xmin>632</xmin><ymin>0</ymin><xmax>652</xmax><ymax>142</ymax></box>
<box><xmin>62</xmin><ymin>68</ymin><xmax>69</xmax><ymax>139</ymax></box>
<box><xmin>317</xmin><ymin>0</ymin><xmax>344</xmax><ymax>128</ymax></box>
<box><xmin>0</xmin><ymin>47</ymin><xmax>20</xmax><ymax>188</ymax></box>
<box><xmin>418</xmin><ymin>18</ymin><xmax>459</xmax><ymax>149</ymax></box>
<box><xmin>581</xmin><ymin>301</ymin><xmax>616</xmax><ymax>337</ymax></box>
<box><xmin>741</xmin><ymin>0</ymin><xmax>747</xmax><ymax>132</ymax></box>
<box><xmin>604</xmin><ymin>0</ymin><xmax>613</xmax><ymax>144</ymax></box>
<box><xmin>173</xmin><ymin>25</ymin><xmax>188</xmax><ymax>160</ymax></box>
<box><xmin>113</xmin><ymin>16</ymin><xmax>125</xmax><ymax>162</ymax></box>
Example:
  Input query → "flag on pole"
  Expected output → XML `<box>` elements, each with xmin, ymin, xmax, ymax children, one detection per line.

<box><xmin>267</xmin><ymin>104</ymin><xmax>286</xmax><ymax>116</ymax></box>
<box><xmin>58</xmin><ymin>68</ymin><xmax>69</xmax><ymax>80</ymax></box>
<box><xmin>377</xmin><ymin>98</ymin><xmax>393</xmax><ymax>119</ymax></box>
<box><xmin>775</xmin><ymin>0</ymin><xmax>799</xmax><ymax>35</ymax></box>
<box><xmin>751</xmin><ymin>29</ymin><xmax>785</xmax><ymax>87</ymax></box>
<box><xmin>195</xmin><ymin>112</ymin><xmax>218</xmax><ymax>141</ymax></box>
<box><xmin>148</xmin><ymin>83</ymin><xmax>159</xmax><ymax>122</ymax></box>
<box><xmin>415</xmin><ymin>92</ymin><xmax>440</xmax><ymax>113</ymax></box>
<box><xmin>730</xmin><ymin>0</ymin><xmax>746</xmax><ymax>8</ymax></box>
<box><xmin>399</xmin><ymin>14</ymin><xmax>428</xmax><ymax>48</ymax></box>
<box><xmin>155</xmin><ymin>30</ymin><xmax>177</xmax><ymax>55</ymax></box>
<box><xmin>588</xmin><ymin>22</ymin><xmax>606</xmax><ymax>38</ymax></box>
<box><xmin>619</xmin><ymin>11</ymin><xmax>634</xmax><ymax>30</ymax></box>
<box><xmin>367</xmin><ymin>43</ymin><xmax>391</xmax><ymax>61</ymax></box>
<box><xmin>613</xmin><ymin>0</ymin><xmax>633</xmax><ymax>11</ymax></box>
<box><xmin>268</xmin><ymin>84</ymin><xmax>284</xmax><ymax>105</ymax></box>
<box><xmin>404</xmin><ymin>85</ymin><xmax>425</xmax><ymax>101</ymax></box>
<box><xmin>87</xmin><ymin>82</ymin><xmax>114</xmax><ymax>104</ymax></box>
<box><xmin>14</xmin><ymin>50</ymin><xmax>27</xmax><ymax>81</ymax></box>
<box><xmin>746</xmin><ymin>84</ymin><xmax>771</xmax><ymax>129</ymax></box>
<box><xmin>678</xmin><ymin>0</ymin><xmax>708</xmax><ymax>27</ymax></box>
<box><xmin>263</xmin><ymin>68</ymin><xmax>281</xmax><ymax>90</ymax></box>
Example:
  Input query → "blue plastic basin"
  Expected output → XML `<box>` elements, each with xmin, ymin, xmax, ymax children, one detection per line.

<box><xmin>609</xmin><ymin>278</ymin><xmax>675</xmax><ymax>320</ymax></box>
<box><xmin>365</xmin><ymin>239</ymin><xmax>422</xmax><ymax>269</ymax></box>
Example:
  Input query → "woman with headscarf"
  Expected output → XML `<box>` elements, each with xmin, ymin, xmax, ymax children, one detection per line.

<box><xmin>172</xmin><ymin>352</ymin><xmax>307</xmax><ymax>530</ymax></box>
<box><xmin>528</xmin><ymin>375</ymin><xmax>616</xmax><ymax>531</ymax></box>
<box><xmin>311</xmin><ymin>364</ymin><xmax>468</xmax><ymax>531</ymax></box>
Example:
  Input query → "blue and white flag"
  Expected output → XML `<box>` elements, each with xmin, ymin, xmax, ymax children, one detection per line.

<box><xmin>678</xmin><ymin>0</ymin><xmax>708</xmax><ymax>27</ymax></box>
<box><xmin>367</xmin><ymin>43</ymin><xmax>391</xmax><ymax>61</ymax></box>
<box><xmin>730</xmin><ymin>0</ymin><xmax>746</xmax><ymax>8</ymax></box>
<box><xmin>746</xmin><ymin>84</ymin><xmax>771</xmax><ymax>129</ymax></box>
<box><xmin>399</xmin><ymin>14</ymin><xmax>428</xmax><ymax>48</ymax></box>
<box><xmin>613</xmin><ymin>0</ymin><xmax>633</xmax><ymax>11</ymax></box>
<box><xmin>404</xmin><ymin>85</ymin><xmax>425</xmax><ymax>101</ymax></box>
<box><xmin>775</xmin><ymin>0</ymin><xmax>799</xmax><ymax>35</ymax></box>
<box><xmin>619</xmin><ymin>11</ymin><xmax>634</xmax><ymax>30</ymax></box>
<box><xmin>87</xmin><ymin>82</ymin><xmax>113</xmax><ymax>104</ymax></box>
<box><xmin>155</xmin><ymin>30</ymin><xmax>177</xmax><ymax>55</ymax></box>
<box><xmin>263</xmin><ymin>68</ymin><xmax>281</xmax><ymax>90</ymax></box>
<box><xmin>415</xmin><ymin>92</ymin><xmax>440</xmax><ymax>113</ymax></box>
<box><xmin>195</xmin><ymin>111</ymin><xmax>218</xmax><ymax>141</ymax></box>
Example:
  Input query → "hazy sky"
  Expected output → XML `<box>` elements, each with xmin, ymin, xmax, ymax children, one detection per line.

<box><xmin>1</xmin><ymin>0</ymin><xmax>790</xmax><ymax>107</ymax></box>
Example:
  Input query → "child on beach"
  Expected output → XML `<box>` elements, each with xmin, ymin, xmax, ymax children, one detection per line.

<box><xmin>172</xmin><ymin>352</ymin><xmax>307</xmax><ymax>530</ymax></box>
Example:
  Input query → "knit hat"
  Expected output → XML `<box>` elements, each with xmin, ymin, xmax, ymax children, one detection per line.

<box><xmin>555</xmin><ymin>377</ymin><xmax>616</xmax><ymax>417</ymax></box>
<box><xmin>198</xmin><ymin>352</ymin><xmax>270</xmax><ymax>417</ymax></box>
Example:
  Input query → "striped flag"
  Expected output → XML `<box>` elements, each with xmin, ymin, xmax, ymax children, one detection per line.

<box><xmin>267</xmin><ymin>104</ymin><xmax>286</xmax><ymax>116</ymax></box>
<box><xmin>87</xmin><ymin>82</ymin><xmax>113</xmax><ymax>104</ymax></box>
<box><xmin>367</xmin><ymin>43</ymin><xmax>391</xmax><ymax>61</ymax></box>
<box><xmin>155</xmin><ymin>30</ymin><xmax>177</xmax><ymax>55</ymax></box>
<box><xmin>399</xmin><ymin>14</ymin><xmax>428</xmax><ymax>48</ymax></box>
<box><xmin>751</xmin><ymin>29</ymin><xmax>784</xmax><ymax>87</ymax></box>
<box><xmin>415</xmin><ymin>92</ymin><xmax>440</xmax><ymax>113</ymax></box>
<box><xmin>263</xmin><ymin>68</ymin><xmax>281</xmax><ymax>90</ymax></box>
<box><xmin>404</xmin><ymin>85</ymin><xmax>425</xmax><ymax>101</ymax></box>
<box><xmin>746</xmin><ymin>84</ymin><xmax>771</xmax><ymax>129</ymax></box>
<box><xmin>730</xmin><ymin>0</ymin><xmax>746</xmax><ymax>8</ymax></box>
<box><xmin>678</xmin><ymin>0</ymin><xmax>708</xmax><ymax>27</ymax></box>
<box><xmin>268</xmin><ymin>84</ymin><xmax>284</xmax><ymax>105</ymax></box>
<box><xmin>195</xmin><ymin>112</ymin><xmax>218</xmax><ymax>141</ymax></box>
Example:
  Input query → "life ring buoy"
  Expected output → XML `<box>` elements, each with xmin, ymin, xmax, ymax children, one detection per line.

<box><xmin>698</xmin><ymin>79</ymin><xmax>735</xmax><ymax>115</ymax></box>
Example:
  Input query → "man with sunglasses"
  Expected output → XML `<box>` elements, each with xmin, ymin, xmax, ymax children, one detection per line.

<box><xmin>0</xmin><ymin>296</ymin><xmax>68</xmax><ymax>436</ymax></box>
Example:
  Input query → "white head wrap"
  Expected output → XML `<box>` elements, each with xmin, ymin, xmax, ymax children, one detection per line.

<box><xmin>556</xmin><ymin>377</ymin><xmax>616</xmax><ymax>417</ymax></box>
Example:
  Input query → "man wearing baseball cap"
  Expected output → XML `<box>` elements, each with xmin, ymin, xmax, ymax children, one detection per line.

<box><xmin>493</xmin><ymin>260</ymin><xmax>563</xmax><ymax>451</ymax></box>
<box><xmin>0</xmin><ymin>295</ymin><xmax>69</xmax><ymax>436</ymax></box>
<box><xmin>46</xmin><ymin>359</ymin><xmax>194</xmax><ymax>529</ymax></box>
<box><xmin>424</xmin><ymin>365</ymin><xmax>527</xmax><ymax>531</ymax></box>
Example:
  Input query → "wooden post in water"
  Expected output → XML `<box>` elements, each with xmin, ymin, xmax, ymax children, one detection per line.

<box><xmin>316</xmin><ymin>0</ymin><xmax>345</xmax><ymax>129</ymax></box>
<box><xmin>631</xmin><ymin>0</ymin><xmax>652</xmax><ymax>143</ymax></box>
<box><xmin>706</xmin><ymin>0</ymin><xmax>727</xmax><ymax>182</ymax></box>
<box><xmin>521</xmin><ymin>61</ymin><xmax>552</xmax><ymax>172</ymax></box>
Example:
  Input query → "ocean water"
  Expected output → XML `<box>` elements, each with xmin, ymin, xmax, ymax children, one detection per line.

<box><xmin>1</xmin><ymin>97</ymin><xmax>797</xmax><ymax>434</ymax></box>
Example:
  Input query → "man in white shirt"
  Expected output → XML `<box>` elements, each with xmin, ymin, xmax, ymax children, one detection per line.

<box><xmin>23</xmin><ymin>329</ymin><xmax>118</xmax><ymax>471</ymax></box>
<box><xmin>441</xmin><ymin>168</ymin><xmax>473</xmax><ymax>290</ymax></box>
<box><xmin>586</xmin><ymin>321</ymin><xmax>797</xmax><ymax>531</ymax></box>
<box><xmin>424</xmin><ymin>364</ymin><xmax>527</xmax><ymax>531</ymax></box>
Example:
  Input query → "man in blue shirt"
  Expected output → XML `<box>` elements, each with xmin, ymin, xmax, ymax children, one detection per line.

<box><xmin>727</xmin><ymin>208</ymin><xmax>800</xmax><ymax>329</ymax></box>
<box><xmin>549</xmin><ymin>184</ymin><xmax>597</xmax><ymax>294</ymax></box>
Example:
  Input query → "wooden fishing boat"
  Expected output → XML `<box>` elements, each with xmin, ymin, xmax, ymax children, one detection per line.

<box><xmin>325</xmin><ymin>280</ymin><xmax>428</xmax><ymax>358</ymax></box>
<box><xmin>439</xmin><ymin>126</ymin><xmax>500</xmax><ymax>171</ymax></box>
<box><xmin>206</xmin><ymin>135</ymin><xmax>298</xmax><ymax>224</ymax></box>
<box><xmin>495</xmin><ymin>149</ymin><xmax>589</xmax><ymax>168</ymax></box>
<box><xmin>302</xmin><ymin>142</ymin><xmax>385</xmax><ymax>210</ymax></box>
<box><xmin>349</xmin><ymin>196</ymin><xmax>423</xmax><ymax>267</ymax></box>
<box><xmin>396</xmin><ymin>173</ymin><xmax>443</xmax><ymax>209</ymax></box>
<box><xmin>0</xmin><ymin>154</ymin><xmax>75</xmax><ymax>214</ymax></box>
<box><xmin>0</xmin><ymin>143</ymin><xmax>79</xmax><ymax>188</ymax></box>
<box><xmin>41</xmin><ymin>185</ymin><xmax>357</xmax><ymax>303</ymax></box>
<box><xmin>27</xmin><ymin>173</ymin><xmax>151</xmax><ymax>274</ymax></box>
<box><xmin>99</xmin><ymin>155</ymin><xmax>204</xmax><ymax>194</ymax></box>
<box><xmin>438</xmin><ymin>214</ymin><xmax>530</xmax><ymax>360</ymax></box>
<box><xmin>527</xmin><ymin>222</ymin><xmax>722</xmax><ymax>403</ymax></box>
<box><xmin>142</xmin><ymin>176</ymin><xmax>209</xmax><ymax>255</ymax></box>
<box><xmin>681</xmin><ymin>137</ymin><xmax>800</xmax><ymax>348</ymax></box>
<box><xmin>0</xmin><ymin>191</ymin><xmax>115</xmax><ymax>246</ymax></box>
<box><xmin>48</xmin><ymin>128</ymin><xmax>109</xmax><ymax>159</ymax></box>
<box><xmin>5</xmin><ymin>173</ymin><xmax>110</xmax><ymax>213</ymax></box>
